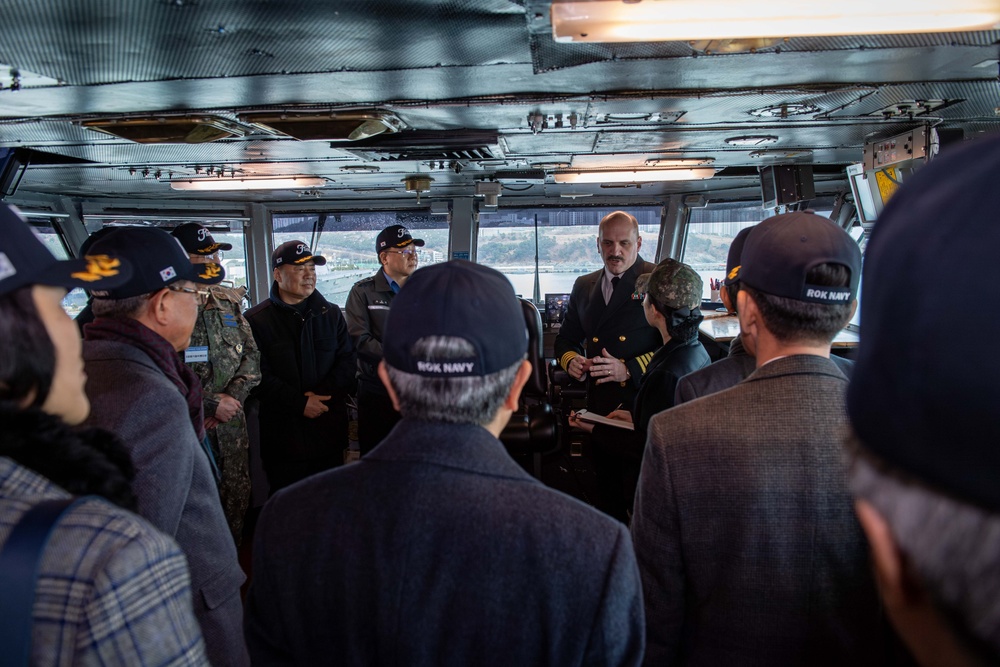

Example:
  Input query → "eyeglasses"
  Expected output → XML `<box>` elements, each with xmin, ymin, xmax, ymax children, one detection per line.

<box><xmin>167</xmin><ymin>284</ymin><xmax>209</xmax><ymax>304</ymax></box>
<box><xmin>385</xmin><ymin>247</ymin><xmax>418</xmax><ymax>256</ymax></box>
<box><xmin>191</xmin><ymin>250</ymin><xmax>222</xmax><ymax>264</ymax></box>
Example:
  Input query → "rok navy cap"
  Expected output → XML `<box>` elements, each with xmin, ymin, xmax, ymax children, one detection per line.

<box><xmin>848</xmin><ymin>134</ymin><xmax>1000</xmax><ymax>512</ymax></box>
<box><xmin>88</xmin><ymin>227</ymin><xmax>224</xmax><ymax>298</ymax></box>
<box><xmin>0</xmin><ymin>204</ymin><xmax>132</xmax><ymax>296</ymax></box>
<box><xmin>171</xmin><ymin>222</ymin><xmax>233</xmax><ymax>255</ymax></box>
<box><xmin>739</xmin><ymin>212</ymin><xmax>861</xmax><ymax>304</ymax></box>
<box><xmin>724</xmin><ymin>226</ymin><xmax>753</xmax><ymax>286</ymax></box>
<box><xmin>376</xmin><ymin>225</ymin><xmax>425</xmax><ymax>254</ymax></box>
<box><xmin>383</xmin><ymin>260</ymin><xmax>527</xmax><ymax>377</ymax></box>
<box><xmin>272</xmin><ymin>240</ymin><xmax>327</xmax><ymax>269</ymax></box>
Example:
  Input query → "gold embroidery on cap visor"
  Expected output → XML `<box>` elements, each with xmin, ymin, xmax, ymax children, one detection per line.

<box><xmin>198</xmin><ymin>262</ymin><xmax>223</xmax><ymax>280</ymax></box>
<box><xmin>727</xmin><ymin>265</ymin><xmax>741</xmax><ymax>281</ymax></box>
<box><xmin>292</xmin><ymin>255</ymin><xmax>314</xmax><ymax>264</ymax></box>
<box><xmin>70</xmin><ymin>254</ymin><xmax>122</xmax><ymax>282</ymax></box>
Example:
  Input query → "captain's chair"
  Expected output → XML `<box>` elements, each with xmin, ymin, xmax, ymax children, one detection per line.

<box><xmin>499</xmin><ymin>298</ymin><xmax>558</xmax><ymax>478</ymax></box>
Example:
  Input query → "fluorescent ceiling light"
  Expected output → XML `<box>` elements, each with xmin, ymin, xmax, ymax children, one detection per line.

<box><xmin>551</xmin><ymin>0</ymin><xmax>1000</xmax><ymax>42</ymax></box>
<box><xmin>170</xmin><ymin>177</ymin><xmax>326</xmax><ymax>191</ymax></box>
<box><xmin>553</xmin><ymin>168</ymin><xmax>715</xmax><ymax>183</ymax></box>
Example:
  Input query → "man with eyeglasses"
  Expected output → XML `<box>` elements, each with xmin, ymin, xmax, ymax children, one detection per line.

<box><xmin>171</xmin><ymin>223</ymin><xmax>260</xmax><ymax>546</ymax></box>
<box><xmin>246</xmin><ymin>240</ymin><xmax>356</xmax><ymax>494</ymax></box>
<box><xmin>80</xmin><ymin>227</ymin><xmax>250</xmax><ymax>666</ymax></box>
<box><xmin>345</xmin><ymin>224</ymin><xmax>424</xmax><ymax>455</ymax></box>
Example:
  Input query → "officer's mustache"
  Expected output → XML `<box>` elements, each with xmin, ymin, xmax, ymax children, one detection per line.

<box><xmin>607</xmin><ymin>255</ymin><xmax>624</xmax><ymax>261</ymax></box>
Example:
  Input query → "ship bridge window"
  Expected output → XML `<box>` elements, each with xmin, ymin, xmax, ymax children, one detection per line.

<box><xmin>24</xmin><ymin>219</ymin><xmax>83</xmax><ymax>317</ymax></box>
<box><xmin>683</xmin><ymin>204</ymin><xmax>842</xmax><ymax>302</ymax></box>
<box><xmin>683</xmin><ymin>203</ymin><xmax>767</xmax><ymax>302</ymax></box>
<box><xmin>476</xmin><ymin>207</ymin><xmax>662</xmax><ymax>303</ymax></box>
<box><xmin>271</xmin><ymin>211</ymin><xmax>449</xmax><ymax>308</ymax></box>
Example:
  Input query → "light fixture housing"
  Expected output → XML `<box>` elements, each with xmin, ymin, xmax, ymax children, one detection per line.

<box><xmin>643</xmin><ymin>157</ymin><xmax>715</xmax><ymax>167</ymax></box>
<box><xmin>240</xmin><ymin>110</ymin><xmax>406</xmax><ymax>141</ymax></box>
<box><xmin>402</xmin><ymin>175</ymin><xmax>433</xmax><ymax>193</ymax></box>
<box><xmin>553</xmin><ymin>168</ymin><xmax>715</xmax><ymax>184</ymax></box>
<box><xmin>80</xmin><ymin>116</ymin><xmax>245</xmax><ymax>144</ymax></box>
<box><xmin>402</xmin><ymin>175</ymin><xmax>433</xmax><ymax>203</ymax></box>
<box><xmin>726</xmin><ymin>135</ymin><xmax>780</xmax><ymax>147</ymax></box>
<box><xmin>475</xmin><ymin>180</ymin><xmax>502</xmax><ymax>207</ymax></box>
<box><xmin>550</xmin><ymin>0</ymin><xmax>1000</xmax><ymax>43</ymax></box>
<box><xmin>170</xmin><ymin>176</ymin><xmax>326</xmax><ymax>191</ymax></box>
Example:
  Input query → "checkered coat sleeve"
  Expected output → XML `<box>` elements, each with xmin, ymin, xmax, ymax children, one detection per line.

<box><xmin>1</xmin><ymin>461</ymin><xmax>208</xmax><ymax>666</ymax></box>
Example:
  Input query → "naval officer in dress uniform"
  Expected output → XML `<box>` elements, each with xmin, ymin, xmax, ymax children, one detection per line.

<box><xmin>554</xmin><ymin>210</ymin><xmax>660</xmax><ymax>416</ymax></box>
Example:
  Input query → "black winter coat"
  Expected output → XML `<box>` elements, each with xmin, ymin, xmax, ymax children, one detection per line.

<box><xmin>246</xmin><ymin>284</ymin><xmax>356</xmax><ymax>463</ymax></box>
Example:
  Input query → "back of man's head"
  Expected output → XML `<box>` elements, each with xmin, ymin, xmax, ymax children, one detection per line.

<box><xmin>847</xmin><ymin>135</ymin><xmax>1000</xmax><ymax>664</ymax></box>
<box><xmin>738</xmin><ymin>212</ymin><xmax>861</xmax><ymax>345</ymax></box>
<box><xmin>381</xmin><ymin>260</ymin><xmax>528</xmax><ymax>426</ymax></box>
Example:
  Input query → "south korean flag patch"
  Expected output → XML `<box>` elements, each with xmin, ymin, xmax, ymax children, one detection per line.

<box><xmin>160</xmin><ymin>266</ymin><xmax>177</xmax><ymax>282</ymax></box>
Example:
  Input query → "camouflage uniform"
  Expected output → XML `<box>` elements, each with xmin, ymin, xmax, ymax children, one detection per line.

<box><xmin>185</xmin><ymin>284</ymin><xmax>260</xmax><ymax>544</ymax></box>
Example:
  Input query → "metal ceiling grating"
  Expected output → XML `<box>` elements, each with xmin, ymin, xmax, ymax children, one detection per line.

<box><xmin>0</xmin><ymin>0</ymin><xmax>532</xmax><ymax>86</ymax></box>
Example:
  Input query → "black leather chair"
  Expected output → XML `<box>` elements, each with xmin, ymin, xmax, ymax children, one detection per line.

<box><xmin>499</xmin><ymin>298</ymin><xmax>559</xmax><ymax>478</ymax></box>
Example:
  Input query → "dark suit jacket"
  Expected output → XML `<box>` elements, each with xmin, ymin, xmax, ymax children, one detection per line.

<box><xmin>674</xmin><ymin>335</ymin><xmax>855</xmax><ymax>405</ymax></box>
<box><xmin>632</xmin><ymin>355</ymin><xmax>896</xmax><ymax>667</ymax></box>
<box><xmin>555</xmin><ymin>257</ymin><xmax>661</xmax><ymax>413</ymax></box>
<box><xmin>245</xmin><ymin>419</ymin><xmax>645</xmax><ymax>666</ymax></box>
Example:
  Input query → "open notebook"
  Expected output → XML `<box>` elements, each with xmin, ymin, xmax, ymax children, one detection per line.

<box><xmin>574</xmin><ymin>409</ymin><xmax>635</xmax><ymax>431</ymax></box>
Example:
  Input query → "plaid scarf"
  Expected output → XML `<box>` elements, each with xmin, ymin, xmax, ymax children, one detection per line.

<box><xmin>85</xmin><ymin>317</ymin><xmax>206</xmax><ymax>441</ymax></box>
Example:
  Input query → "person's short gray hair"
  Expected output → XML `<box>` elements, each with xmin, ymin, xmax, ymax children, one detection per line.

<box><xmin>91</xmin><ymin>294</ymin><xmax>148</xmax><ymax>320</ymax></box>
<box><xmin>848</xmin><ymin>438</ymin><xmax>1000</xmax><ymax>660</ymax></box>
<box><xmin>384</xmin><ymin>335</ymin><xmax>523</xmax><ymax>426</ymax></box>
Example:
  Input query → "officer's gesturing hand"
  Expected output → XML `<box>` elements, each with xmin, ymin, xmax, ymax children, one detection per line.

<box><xmin>567</xmin><ymin>354</ymin><xmax>592</xmax><ymax>381</ymax></box>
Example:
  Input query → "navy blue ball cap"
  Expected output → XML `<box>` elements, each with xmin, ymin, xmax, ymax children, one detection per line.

<box><xmin>87</xmin><ymin>227</ymin><xmax>224</xmax><ymax>299</ymax></box>
<box><xmin>724</xmin><ymin>226</ymin><xmax>753</xmax><ymax>286</ymax></box>
<box><xmin>740</xmin><ymin>212</ymin><xmax>861</xmax><ymax>304</ymax></box>
<box><xmin>383</xmin><ymin>260</ymin><xmax>527</xmax><ymax>377</ymax></box>
<box><xmin>272</xmin><ymin>240</ymin><xmax>326</xmax><ymax>269</ymax></box>
<box><xmin>0</xmin><ymin>204</ymin><xmax>133</xmax><ymax>296</ymax></box>
<box><xmin>376</xmin><ymin>225</ymin><xmax>425</xmax><ymax>254</ymax></box>
<box><xmin>848</xmin><ymin>134</ymin><xmax>1000</xmax><ymax>512</ymax></box>
<box><xmin>171</xmin><ymin>222</ymin><xmax>233</xmax><ymax>255</ymax></box>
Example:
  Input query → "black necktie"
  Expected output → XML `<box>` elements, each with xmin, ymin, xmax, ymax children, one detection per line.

<box><xmin>606</xmin><ymin>276</ymin><xmax>620</xmax><ymax>305</ymax></box>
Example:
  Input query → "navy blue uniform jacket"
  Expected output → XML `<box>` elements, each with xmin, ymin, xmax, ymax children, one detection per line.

<box><xmin>245</xmin><ymin>419</ymin><xmax>646</xmax><ymax>666</ymax></box>
<box><xmin>554</xmin><ymin>257</ymin><xmax>660</xmax><ymax>414</ymax></box>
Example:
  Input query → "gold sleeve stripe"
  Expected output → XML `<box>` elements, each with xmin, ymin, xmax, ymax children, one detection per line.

<box><xmin>635</xmin><ymin>352</ymin><xmax>655</xmax><ymax>374</ymax></box>
<box><xmin>559</xmin><ymin>351</ymin><xmax>579</xmax><ymax>371</ymax></box>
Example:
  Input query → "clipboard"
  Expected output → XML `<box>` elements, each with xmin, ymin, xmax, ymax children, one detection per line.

<box><xmin>574</xmin><ymin>409</ymin><xmax>635</xmax><ymax>431</ymax></box>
